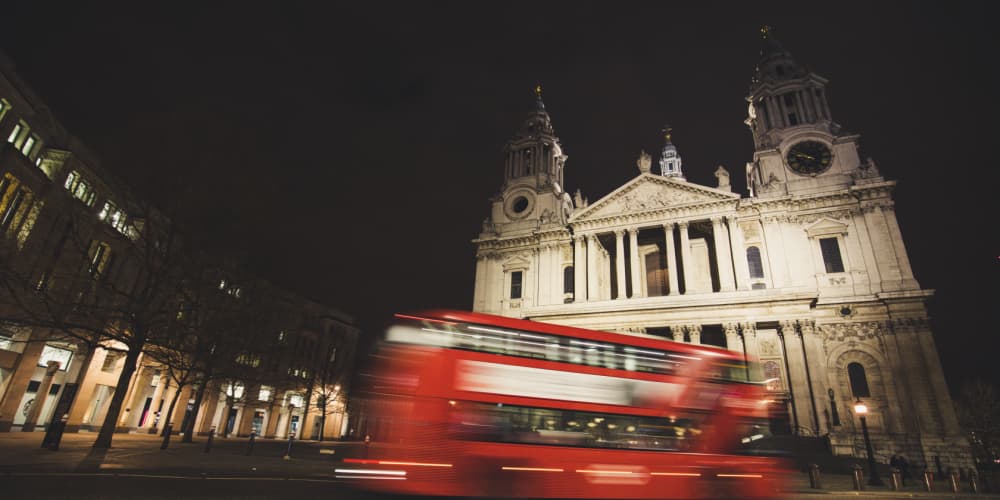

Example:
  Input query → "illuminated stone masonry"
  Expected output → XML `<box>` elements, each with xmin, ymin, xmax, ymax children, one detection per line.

<box><xmin>471</xmin><ymin>31</ymin><xmax>973</xmax><ymax>470</ymax></box>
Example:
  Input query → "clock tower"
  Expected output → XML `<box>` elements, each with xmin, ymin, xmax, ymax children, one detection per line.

<box><xmin>745</xmin><ymin>27</ymin><xmax>875</xmax><ymax>198</ymax></box>
<box><xmin>485</xmin><ymin>86</ymin><xmax>574</xmax><ymax>237</ymax></box>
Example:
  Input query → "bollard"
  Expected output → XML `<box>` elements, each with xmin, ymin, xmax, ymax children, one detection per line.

<box><xmin>246</xmin><ymin>432</ymin><xmax>256</xmax><ymax>456</ymax></box>
<box><xmin>923</xmin><ymin>470</ymin><xmax>934</xmax><ymax>492</ymax></box>
<box><xmin>890</xmin><ymin>467</ymin><xmax>901</xmax><ymax>491</ymax></box>
<box><xmin>852</xmin><ymin>464</ymin><xmax>865</xmax><ymax>491</ymax></box>
<box><xmin>950</xmin><ymin>469</ymin><xmax>960</xmax><ymax>493</ymax></box>
<box><xmin>283</xmin><ymin>434</ymin><xmax>294</xmax><ymax>460</ymax></box>
<box><xmin>160</xmin><ymin>424</ymin><xmax>173</xmax><ymax>450</ymax></box>
<box><xmin>204</xmin><ymin>426</ymin><xmax>215</xmax><ymax>454</ymax></box>
<box><xmin>808</xmin><ymin>463</ymin><xmax>822</xmax><ymax>489</ymax></box>
<box><xmin>970</xmin><ymin>470</ymin><xmax>979</xmax><ymax>493</ymax></box>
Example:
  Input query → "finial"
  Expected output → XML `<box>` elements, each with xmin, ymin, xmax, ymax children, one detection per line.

<box><xmin>662</xmin><ymin>123</ymin><xmax>673</xmax><ymax>143</ymax></box>
<box><xmin>534</xmin><ymin>84</ymin><xmax>545</xmax><ymax>110</ymax></box>
<box><xmin>760</xmin><ymin>25</ymin><xmax>772</xmax><ymax>39</ymax></box>
<box><xmin>535</xmin><ymin>84</ymin><xmax>542</xmax><ymax>98</ymax></box>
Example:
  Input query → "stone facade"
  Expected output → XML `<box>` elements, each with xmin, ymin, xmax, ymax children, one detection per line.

<box><xmin>472</xmin><ymin>31</ymin><xmax>973</xmax><ymax>470</ymax></box>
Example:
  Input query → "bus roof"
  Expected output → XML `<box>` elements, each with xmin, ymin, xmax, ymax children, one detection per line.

<box><xmin>397</xmin><ymin>309</ymin><xmax>744</xmax><ymax>361</ymax></box>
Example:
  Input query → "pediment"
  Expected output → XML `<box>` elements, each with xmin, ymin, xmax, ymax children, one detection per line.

<box><xmin>502</xmin><ymin>256</ymin><xmax>531</xmax><ymax>271</ymax></box>
<box><xmin>804</xmin><ymin>218</ymin><xmax>848</xmax><ymax>237</ymax></box>
<box><xmin>570</xmin><ymin>174</ymin><xmax>739</xmax><ymax>222</ymax></box>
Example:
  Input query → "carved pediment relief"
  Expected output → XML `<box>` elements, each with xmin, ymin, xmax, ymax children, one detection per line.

<box><xmin>570</xmin><ymin>174</ymin><xmax>738</xmax><ymax>222</ymax></box>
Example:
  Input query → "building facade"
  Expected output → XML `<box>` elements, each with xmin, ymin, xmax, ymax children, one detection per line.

<box><xmin>472</xmin><ymin>31</ymin><xmax>972</xmax><ymax>469</ymax></box>
<box><xmin>0</xmin><ymin>50</ymin><xmax>359</xmax><ymax>441</ymax></box>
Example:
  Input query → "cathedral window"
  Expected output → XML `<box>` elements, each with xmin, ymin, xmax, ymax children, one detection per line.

<box><xmin>848</xmin><ymin>362</ymin><xmax>871</xmax><ymax>398</ymax></box>
<box><xmin>563</xmin><ymin>266</ymin><xmax>574</xmax><ymax>294</ymax></box>
<box><xmin>86</xmin><ymin>240</ymin><xmax>113</xmax><ymax>280</ymax></box>
<box><xmin>746</xmin><ymin>246</ymin><xmax>764</xmax><ymax>279</ymax></box>
<box><xmin>787</xmin><ymin>113</ymin><xmax>798</xmax><ymax>126</ymax></box>
<box><xmin>510</xmin><ymin>271</ymin><xmax>523</xmax><ymax>299</ymax></box>
<box><xmin>819</xmin><ymin>237</ymin><xmax>845</xmax><ymax>273</ymax></box>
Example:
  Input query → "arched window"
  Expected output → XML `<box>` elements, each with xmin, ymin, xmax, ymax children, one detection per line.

<box><xmin>746</xmin><ymin>246</ymin><xmax>764</xmax><ymax>279</ymax></box>
<box><xmin>563</xmin><ymin>266</ymin><xmax>574</xmax><ymax>294</ymax></box>
<box><xmin>848</xmin><ymin>362</ymin><xmax>871</xmax><ymax>398</ymax></box>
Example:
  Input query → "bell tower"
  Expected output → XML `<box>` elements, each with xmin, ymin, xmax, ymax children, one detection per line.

<box><xmin>484</xmin><ymin>86</ymin><xmax>574</xmax><ymax>238</ymax></box>
<box><xmin>745</xmin><ymin>26</ymin><xmax>874</xmax><ymax>198</ymax></box>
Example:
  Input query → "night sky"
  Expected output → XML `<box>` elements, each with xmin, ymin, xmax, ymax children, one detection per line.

<box><xmin>2</xmin><ymin>3</ymin><xmax>997</xmax><ymax>392</ymax></box>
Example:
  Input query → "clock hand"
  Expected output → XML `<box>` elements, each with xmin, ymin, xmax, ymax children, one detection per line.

<box><xmin>796</xmin><ymin>152</ymin><xmax>816</xmax><ymax>161</ymax></box>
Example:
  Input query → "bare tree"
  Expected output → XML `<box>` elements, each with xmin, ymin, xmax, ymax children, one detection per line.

<box><xmin>955</xmin><ymin>379</ymin><xmax>1000</xmax><ymax>467</ymax></box>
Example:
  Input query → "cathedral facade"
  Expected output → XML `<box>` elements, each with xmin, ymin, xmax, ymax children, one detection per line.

<box><xmin>471</xmin><ymin>31</ymin><xmax>972</xmax><ymax>469</ymax></box>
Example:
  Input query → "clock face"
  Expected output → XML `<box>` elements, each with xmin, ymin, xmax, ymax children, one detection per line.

<box><xmin>786</xmin><ymin>140</ymin><xmax>832</xmax><ymax>174</ymax></box>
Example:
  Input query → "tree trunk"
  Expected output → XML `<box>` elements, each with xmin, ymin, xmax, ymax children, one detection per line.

<box><xmin>182</xmin><ymin>378</ymin><xmax>208</xmax><ymax>443</ymax></box>
<box><xmin>223</xmin><ymin>401</ymin><xmax>234</xmax><ymax>437</ymax></box>
<box><xmin>317</xmin><ymin>399</ymin><xmax>326</xmax><ymax>442</ymax></box>
<box><xmin>161</xmin><ymin>381</ymin><xmax>185</xmax><ymax>437</ymax></box>
<box><xmin>92</xmin><ymin>340</ymin><xmax>144</xmax><ymax>449</ymax></box>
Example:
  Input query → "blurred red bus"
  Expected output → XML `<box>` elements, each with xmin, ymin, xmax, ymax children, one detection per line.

<box><xmin>342</xmin><ymin>310</ymin><xmax>790</xmax><ymax>498</ymax></box>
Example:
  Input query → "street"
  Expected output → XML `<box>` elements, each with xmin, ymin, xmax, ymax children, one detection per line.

<box><xmin>0</xmin><ymin>474</ymin><xmax>965</xmax><ymax>500</ymax></box>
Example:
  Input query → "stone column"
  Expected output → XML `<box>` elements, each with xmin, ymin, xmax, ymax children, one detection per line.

<box><xmin>65</xmin><ymin>345</ymin><xmax>104</xmax><ymax>433</ymax></box>
<box><xmin>143</xmin><ymin>372</ymin><xmax>169</xmax><ymax>431</ymax></box>
<box><xmin>198</xmin><ymin>388</ymin><xmax>221</xmax><ymax>435</ymax></box>
<box><xmin>586</xmin><ymin>234</ymin><xmax>599</xmax><ymax>301</ymax></box>
<box><xmin>727</xmin><ymin>216</ymin><xmax>751</xmax><ymax>291</ymax></box>
<box><xmin>741</xmin><ymin>322</ymin><xmax>763</xmax><ymax>381</ymax></box>
<box><xmin>724</xmin><ymin>323</ymin><xmax>744</xmax><ymax>354</ymax></box>
<box><xmin>881</xmin><ymin>207</ymin><xmax>918</xmax><ymax>288</ymax></box>
<box><xmin>116</xmin><ymin>353</ymin><xmax>146</xmax><ymax>431</ymax></box>
<box><xmin>663</xmin><ymin>223</ymin><xmax>679</xmax><ymax>295</ymax></box>
<box><xmin>678</xmin><ymin>221</ymin><xmax>693</xmax><ymax>294</ymax></box>
<box><xmin>614</xmin><ymin>230</ymin><xmax>627</xmax><ymax>300</ymax></box>
<box><xmin>22</xmin><ymin>360</ymin><xmax>60</xmax><ymax>432</ymax></box>
<box><xmin>760</xmin><ymin>218</ymin><xmax>789</xmax><ymax>288</ymax></box>
<box><xmin>712</xmin><ymin>217</ymin><xmax>736</xmax><ymax>292</ymax></box>
<box><xmin>0</xmin><ymin>338</ymin><xmax>46</xmax><ymax>432</ymax></box>
<box><xmin>628</xmin><ymin>228</ymin><xmax>644</xmax><ymax>298</ymax></box>
<box><xmin>781</xmin><ymin>320</ymin><xmax>817</xmax><ymax>435</ymax></box>
<box><xmin>669</xmin><ymin>325</ymin><xmax>685</xmax><ymax>343</ymax></box>
<box><xmin>687</xmin><ymin>324</ymin><xmax>702</xmax><ymax>345</ymax></box>
<box><xmin>799</xmin><ymin>320</ymin><xmax>830</xmax><ymax>435</ymax></box>
<box><xmin>574</xmin><ymin>236</ymin><xmax>586</xmax><ymax>301</ymax></box>
<box><xmin>122</xmin><ymin>364</ymin><xmax>153</xmax><ymax>429</ymax></box>
<box><xmin>170</xmin><ymin>384</ymin><xmax>192</xmax><ymax>431</ymax></box>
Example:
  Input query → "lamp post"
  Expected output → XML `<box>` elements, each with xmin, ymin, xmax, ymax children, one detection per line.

<box><xmin>854</xmin><ymin>399</ymin><xmax>884</xmax><ymax>486</ymax></box>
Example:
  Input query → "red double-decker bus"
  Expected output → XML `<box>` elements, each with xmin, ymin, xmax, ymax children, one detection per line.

<box><xmin>342</xmin><ymin>310</ymin><xmax>790</xmax><ymax>498</ymax></box>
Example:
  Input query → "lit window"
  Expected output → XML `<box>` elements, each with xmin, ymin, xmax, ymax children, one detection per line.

<box><xmin>0</xmin><ymin>334</ymin><xmax>13</xmax><ymax>350</ymax></box>
<box><xmin>5</xmin><ymin>121</ymin><xmax>42</xmax><ymax>159</ymax></box>
<box><xmin>38</xmin><ymin>345</ymin><xmax>73</xmax><ymax>371</ymax></box>
<box><xmin>223</xmin><ymin>382</ymin><xmax>245</xmax><ymax>400</ymax></box>
<box><xmin>0</xmin><ymin>175</ymin><xmax>33</xmax><ymax>233</ymax></box>
<box><xmin>819</xmin><ymin>237</ymin><xmax>845</xmax><ymax>273</ymax></box>
<box><xmin>258</xmin><ymin>386</ymin><xmax>273</xmax><ymax>402</ymax></box>
<box><xmin>87</xmin><ymin>240</ymin><xmax>113</xmax><ymax>279</ymax></box>
<box><xmin>288</xmin><ymin>394</ymin><xmax>304</xmax><ymax>408</ymax></box>
<box><xmin>6</xmin><ymin>121</ymin><xmax>23</xmax><ymax>144</ymax></box>
<box><xmin>98</xmin><ymin>200</ymin><xmax>131</xmax><ymax>236</ymax></box>
<box><xmin>510</xmin><ymin>271</ymin><xmax>523</xmax><ymax>299</ymax></box>
<box><xmin>63</xmin><ymin>170</ymin><xmax>97</xmax><ymax>206</ymax></box>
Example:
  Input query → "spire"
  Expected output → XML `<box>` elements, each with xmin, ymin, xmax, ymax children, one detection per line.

<box><xmin>751</xmin><ymin>25</ymin><xmax>805</xmax><ymax>86</ymax></box>
<box><xmin>502</xmin><ymin>87</ymin><xmax>566</xmax><ymax>189</ymax></box>
<box><xmin>658</xmin><ymin>123</ymin><xmax>684</xmax><ymax>180</ymax></box>
<box><xmin>535</xmin><ymin>84</ymin><xmax>545</xmax><ymax>111</ymax></box>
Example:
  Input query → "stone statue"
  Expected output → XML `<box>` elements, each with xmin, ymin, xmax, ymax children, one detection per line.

<box><xmin>714</xmin><ymin>165</ymin><xmax>731</xmax><ymax>191</ymax></box>
<box><xmin>574</xmin><ymin>189</ymin><xmax>584</xmax><ymax>208</ymax></box>
<box><xmin>637</xmin><ymin>149</ymin><xmax>652</xmax><ymax>174</ymax></box>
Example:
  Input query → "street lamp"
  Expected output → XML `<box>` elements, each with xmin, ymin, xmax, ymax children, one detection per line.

<box><xmin>854</xmin><ymin>398</ymin><xmax>884</xmax><ymax>486</ymax></box>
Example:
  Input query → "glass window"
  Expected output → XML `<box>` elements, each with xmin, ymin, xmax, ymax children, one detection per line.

<box><xmin>7</xmin><ymin>122</ymin><xmax>23</xmax><ymax>144</ymax></box>
<box><xmin>819</xmin><ymin>237</ymin><xmax>845</xmax><ymax>273</ymax></box>
<box><xmin>746</xmin><ymin>246</ymin><xmax>764</xmax><ymax>279</ymax></box>
<box><xmin>101</xmin><ymin>351</ymin><xmax>122</xmax><ymax>372</ymax></box>
<box><xmin>510</xmin><ymin>271</ymin><xmax>523</xmax><ymax>299</ymax></box>
<box><xmin>0</xmin><ymin>334</ymin><xmax>13</xmax><ymax>350</ymax></box>
<box><xmin>848</xmin><ymin>362</ymin><xmax>871</xmax><ymax>398</ymax></box>
<box><xmin>563</xmin><ymin>266</ymin><xmax>574</xmax><ymax>294</ymax></box>
<box><xmin>38</xmin><ymin>345</ymin><xmax>73</xmax><ymax>371</ymax></box>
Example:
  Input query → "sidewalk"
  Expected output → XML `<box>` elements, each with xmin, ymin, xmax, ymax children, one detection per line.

<box><xmin>0</xmin><ymin>431</ymin><xmax>996</xmax><ymax>498</ymax></box>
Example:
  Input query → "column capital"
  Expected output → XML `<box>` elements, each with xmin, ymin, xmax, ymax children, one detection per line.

<box><xmin>678</xmin><ymin>220</ymin><xmax>690</xmax><ymax>230</ymax></box>
<box><xmin>614</xmin><ymin>229</ymin><xmax>626</xmax><ymax>237</ymax></box>
<box><xmin>797</xmin><ymin>319</ymin><xmax>816</xmax><ymax>335</ymax></box>
<box><xmin>662</xmin><ymin>222</ymin><xmax>675</xmax><ymax>231</ymax></box>
<box><xmin>668</xmin><ymin>324</ymin><xmax>685</xmax><ymax>342</ymax></box>
<box><xmin>710</xmin><ymin>216</ymin><xmax>724</xmax><ymax>225</ymax></box>
<box><xmin>587</xmin><ymin>233</ymin><xmax>599</xmax><ymax>242</ymax></box>
<box><xmin>686</xmin><ymin>324</ymin><xmax>702</xmax><ymax>334</ymax></box>
<box><xmin>723</xmin><ymin>322</ymin><xmax>741</xmax><ymax>336</ymax></box>
<box><xmin>725</xmin><ymin>214</ymin><xmax>738</xmax><ymax>224</ymax></box>
<box><xmin>779</xmin><ymin>319</ymin><xmax>800</xmax><ymax>337</ymax></box>
<box><xmin>740</xmin><ymin>321</ymin><xmax>756</xmax><ymax>336</ymax></box>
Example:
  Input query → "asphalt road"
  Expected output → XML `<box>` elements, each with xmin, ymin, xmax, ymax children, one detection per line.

<box><xmin>1</xmin><ymin>474</ymin><xmax>967</xmax><ymax>500</ymax></box>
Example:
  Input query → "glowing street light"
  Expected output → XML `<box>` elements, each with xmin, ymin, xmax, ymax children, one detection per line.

<box><xmin>854</xmin><ymin>399</ymin><xmax>884</xmax><ymax>486</ymax></box>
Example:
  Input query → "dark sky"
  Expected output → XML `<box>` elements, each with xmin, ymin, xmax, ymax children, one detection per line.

<box><xmin>3</xmin><ymin>2</ymin><xmax>997</xmax><ymax>392</ymax></box>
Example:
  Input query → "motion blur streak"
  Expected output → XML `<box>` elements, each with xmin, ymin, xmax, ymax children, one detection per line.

<box><xmin>333</xmin><ymin>469</ymin><xmax>406</xmax><ymax>476</ymax></box>
<box><xmin>651</xmin><ymin>472</ymin><xmax>702</xmax><ymax>477</ymax></box>
<box><xmin>717</xmin><ymin>473</ymin><xmax>764</xmax><ymax>478</ymax></box>
<box><xmin>502</xmin><ymin>467</ymin><xmax>565</xmax><ymax>472</ymax></box>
